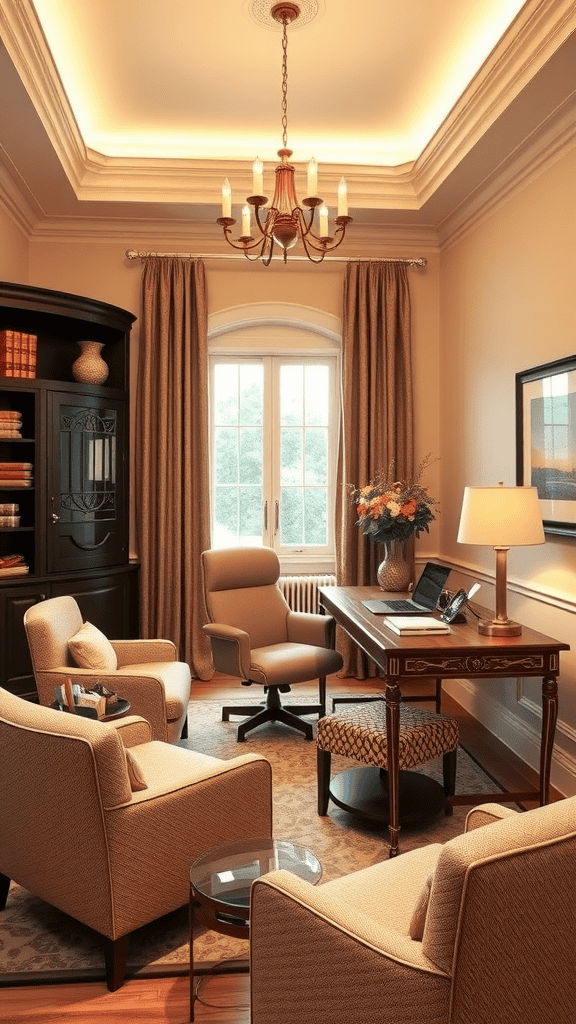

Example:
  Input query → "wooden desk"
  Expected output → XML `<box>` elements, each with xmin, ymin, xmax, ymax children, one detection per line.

<box><xmin>319</xmin><ymin>585</ymin><xmax>570</xmax><ymax>857</ymax></box>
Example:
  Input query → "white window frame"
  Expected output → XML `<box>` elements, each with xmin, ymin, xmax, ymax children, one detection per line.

<box><xmin>208</xmin><ymin>304</ymin><xmax>341</xmax><ymax>574</ymax></box>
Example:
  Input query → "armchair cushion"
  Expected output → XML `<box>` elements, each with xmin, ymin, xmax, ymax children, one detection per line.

<box><xmin>409</xmin><ymin>870</ymin><xmax>434</xmax><ymax>941</ymax></box>
<box><xmin>125</xmin><ymin>748</ymin><xmax>147</xmax><ymax>791</ymax></box>
<box><xmin>68</xmin><ymin>621</ymin><xmax>118</xmax><ymax>672</ymax></box>
<box><xmin>409</xmin><ymin>804</ymin><xmax>543</xmax><ymax>943</ymax></box>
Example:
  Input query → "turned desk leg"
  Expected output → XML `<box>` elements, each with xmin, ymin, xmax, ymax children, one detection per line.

<box><xmin>385</xmin><ymin>682</ymin><xmax>402</xmax><ymax>857</ymax></box>
<box><xmin>540</xmin><ymin>675</ymin><xmax>558</xmax><ymax>806</ymax></box>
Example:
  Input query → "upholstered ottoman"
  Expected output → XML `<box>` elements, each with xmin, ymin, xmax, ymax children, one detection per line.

<box><xmin>317</xmin><ymin>700</ymin><xmax>459</xmax><ymax>848</ymax></box>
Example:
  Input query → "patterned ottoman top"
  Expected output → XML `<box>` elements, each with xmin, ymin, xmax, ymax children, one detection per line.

<box><xmin>317</xmin><ymin>702</ymin><xmax>459</xmax><ymax>772</ymax></box>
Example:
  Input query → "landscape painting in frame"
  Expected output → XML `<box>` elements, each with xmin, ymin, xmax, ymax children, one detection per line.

<box><xmin>516</xmin><ymin>355</ymin><xmax>576</xmax><ymax>536</ymax></box>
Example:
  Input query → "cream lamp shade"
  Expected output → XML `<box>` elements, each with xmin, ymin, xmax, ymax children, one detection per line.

<box><xmin>457</xmin><ymin>484</ymin><xmax>545</xmax><ymax>636</ymax></box>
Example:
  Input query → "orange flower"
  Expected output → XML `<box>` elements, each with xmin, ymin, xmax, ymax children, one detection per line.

<box><xmin>370</xmin><ymin>495</ymin><xmax>389</xmax><ymax>517</ymax></box>
<box><xmin>400</xmin><ymin>498</ymin><xmax>418</xmax><ymax>518</ymax></box>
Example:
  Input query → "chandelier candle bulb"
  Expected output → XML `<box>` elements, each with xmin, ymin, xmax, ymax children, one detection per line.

<box><xmin>319</xmin><ymin>205</ymin><xmax>329</xmax><ymax>237</ymax></box>
<box><xmin>252</xmin><ymin>157</ymin><xmax>264</xmax><ymax>196</ymax></box>
<box><xmin>222</xmin><ymin>179</ymin><xmax>232</xmax><ymax>218</ymax></box>
<box><xmin>338</xmin><ymin>177</ymin><xmax>348</xmax><ymax>217</ymax></box>
<box><xmin>242</xmin><ymin>205</ymin><xmax>252</xmax><ymax>237</ymax></box>
<box><xmin>307</xmin><ymin>157</ymin><xmax>318</xmax><ymax>197</ymax></box>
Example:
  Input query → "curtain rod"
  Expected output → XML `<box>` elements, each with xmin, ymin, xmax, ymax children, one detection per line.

<box><xmin>125</xmin><ymin>249</ymin><xmax>427</xmax><ymax>267</ymax></box>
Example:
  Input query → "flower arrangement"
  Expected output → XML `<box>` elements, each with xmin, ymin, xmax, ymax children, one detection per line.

<box><xmin>352</xmin><ymin>454</ymin><xmax>439</xmax><ymax>544</ymax></box>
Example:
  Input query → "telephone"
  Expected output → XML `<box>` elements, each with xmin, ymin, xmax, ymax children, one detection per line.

<box><xmin>440</xmin><ymin>583</ymin><xmax>481</xmax><ymax>623</ymax></box>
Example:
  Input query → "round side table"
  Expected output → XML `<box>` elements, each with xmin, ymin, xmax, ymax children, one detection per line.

<box><xmin>189</xmin><ymin>837</ymin><xmax>322</xmax><ymax>1021</ymax></box>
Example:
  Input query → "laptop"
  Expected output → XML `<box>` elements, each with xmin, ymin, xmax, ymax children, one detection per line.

<box><xmin>361</xmin><ymin>562</ymin><xmax>451</xmax><ymax>615</ymax></box>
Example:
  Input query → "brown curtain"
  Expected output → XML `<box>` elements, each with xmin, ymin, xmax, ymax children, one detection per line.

<box><xmin>135</xmin><ymin>258</ymin><xmax>213</xmax><ymax>679</ymax></box>
<box><xmin>335</xmin><ymin>261</ymin><xmax>414</xmax><ymax>677</ymax></box>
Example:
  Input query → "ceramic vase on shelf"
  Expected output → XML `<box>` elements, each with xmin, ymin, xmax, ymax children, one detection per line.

<box><xmin>376</xmin><ymin>537</ymin><xmax>411</xmax><ymax>592</ymax></box>
<box><xmin>72</xmin><ymin>341</ymin><xmax>109</xmax><ymax>385</ymax></box>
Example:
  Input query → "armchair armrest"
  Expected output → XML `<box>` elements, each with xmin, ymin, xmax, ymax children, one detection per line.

<box><xmin>111</xmin><ymin>639</ymin><xmax>177</xmax><ymax>666</ymax></box>
<box><xmin>465</xmin><ymin>803</ymin><xmax>519</xmax><ymax>832</ymax></box>
<box><xmin>203</xmin><ymin>623</ymin><xmax>252</xmax><ymax>679</ymax></box>
<box><xmin>36</xmin><ymin>668</ymin><xmax>169</xmax><ymax>741</ymax></box>
<box><xmin>250</xmin><ymin>870</ymin><xmax>449</xmax><ymax>1023</ymax></box>
<box><xmin>111</xmin><ymin>716</ymin><xmax>153</xmax><ymax>747</ymax></box>
<box><xmin>286</xmin><ymin>611</ymin><xmax>336</xmax><ymax>649</ymax></box>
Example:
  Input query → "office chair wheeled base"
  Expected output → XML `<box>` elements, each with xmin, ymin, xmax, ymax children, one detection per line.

<box><xmin>223</xmin><ymin>680</ymin><xmax>325</xmax><ymax>742</ymax></box>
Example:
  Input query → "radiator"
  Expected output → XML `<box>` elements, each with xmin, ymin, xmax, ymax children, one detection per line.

<box><xmin>278</xmin><ymin>574</ymin><xmax>337</xmax><ymax>613</ymax></box>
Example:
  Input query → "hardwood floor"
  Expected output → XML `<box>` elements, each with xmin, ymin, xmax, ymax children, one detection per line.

<box><xmin>1</xmin><ymin>674</ymin><xmax>559</xmax><ymax>1023</ymax></box>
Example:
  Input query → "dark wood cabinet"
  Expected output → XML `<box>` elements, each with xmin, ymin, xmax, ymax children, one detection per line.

<box><xmin>47</xmin><ymin>390</ymin><xmax>127</xmax><ymax>573</ymax></box>
<box><xmin>0</xmin><ymin>283</ymin><xmax>137</xmax><ymax>700</ymax></box>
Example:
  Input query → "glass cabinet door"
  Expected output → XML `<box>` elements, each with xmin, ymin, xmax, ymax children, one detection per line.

<box><xmin>48</xmin><ymin>393</ymin><xmax>127</xmax><ymax>573</ymax></box>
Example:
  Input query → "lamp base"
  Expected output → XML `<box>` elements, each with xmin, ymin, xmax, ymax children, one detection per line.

<box><xmin>478</xmin><ymin>618</ymin><xmax>522</xmax><ymax>637</ymax></box>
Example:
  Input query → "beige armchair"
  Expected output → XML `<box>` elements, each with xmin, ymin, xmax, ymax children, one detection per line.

<box><xmin>24</xmin><ymin>595</ymin><xmax>191</xmax><ymax>743</ymax></box>
<box><xmin>202</xmin><ymin>546</ymin><xmax>343</xmax><ymax>741</ymax></box>
<box><xmin>0</xmin><ymin>686</ymin><xmax>272</xmax><ymax>991</ymax></box>
<box><xmin>250</xmin><ymin>797</ymin><xmax>576</xmax><ymax>1024</ymax></box>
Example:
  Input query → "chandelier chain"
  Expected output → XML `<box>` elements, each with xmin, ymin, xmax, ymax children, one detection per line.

<box><xmin>281</xmin><ymin>16</ymin><xmax>289</xmax><ymax>149</ymax></box>
<box><xmin>216</xmin><ymin>1</ymin><xmax>352</xmax><ymax>263</ymax></box>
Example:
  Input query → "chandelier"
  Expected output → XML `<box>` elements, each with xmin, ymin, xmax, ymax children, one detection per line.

<box><xmin>217</xmin><ymin>1</ymin><xmax>352</xmax><ymax>265</ymax></box>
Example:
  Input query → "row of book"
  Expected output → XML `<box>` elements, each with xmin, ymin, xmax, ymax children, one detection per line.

<box><xmin>0</xmin><ymin>461</ymin><xmax>33</xmax><ymax>488</ymax></box>
<box><xmin>0</xmin><ymin>329</ymin><xmax>37</xmax><ymax>378</ymax></box>
<box><xmin>0</xmin><ymin>553</ymin><xmax>29</xmax><ymax>577</ymax></box>
<box><xmin>0</xmin><ymin>410</ymin><xmax>24</xmax><ymax>438</ymax></box>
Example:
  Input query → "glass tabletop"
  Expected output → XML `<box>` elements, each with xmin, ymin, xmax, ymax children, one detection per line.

<box><xmin>190</xmin><ymin>837</ymin><xmax>322</xmax><ymax>909</ymax></box>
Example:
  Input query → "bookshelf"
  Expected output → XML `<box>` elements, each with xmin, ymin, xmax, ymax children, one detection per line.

<box><xmin>0</xmin><ymin>283</ymin><xmax>138</xmax><ymax>699</ymax></box>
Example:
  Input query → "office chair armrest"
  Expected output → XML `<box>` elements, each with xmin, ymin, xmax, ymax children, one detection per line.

<box><xmin>203</xmin><ymin>623</ymin><xmax>252</xmax><ymax>679</ymax></box>
<box><xmin>286</xmin><ymin>611</ymin><xmax>336</xmax><ymax>649</ymax></box>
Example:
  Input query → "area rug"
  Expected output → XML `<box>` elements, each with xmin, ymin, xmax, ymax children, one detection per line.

<box><xmin>0</xmin><ymin>698</ymin><xmax>506</xmax><ymax>986</ymax></box>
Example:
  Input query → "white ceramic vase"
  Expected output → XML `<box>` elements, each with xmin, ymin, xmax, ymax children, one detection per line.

<box><xmin>72</xmin><ymin>341</ymin><xmax>109</xmax><ymax>385</ymax></box>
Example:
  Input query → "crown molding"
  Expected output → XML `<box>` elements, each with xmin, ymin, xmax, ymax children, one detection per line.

<box><xmin>438</xmin><ymin>90</ymin><xmax>576</xmax><ymax>250</ymax></box>
<box><xmin>2</xmin><ymin>0</ymin><xmax>574</xmax><ymax>213</ymax></box>
<box><xmin>26</xmin><ymin>212</ymin><xmax>440</xmax><ymax>256</ymax></box>
<box><xmin>4</xmin><ymin>101</ymin><xmax>572</xmax><ymax>260</ymax></box>
<box><xmin>0</xmin><ymin>146</ymin><xmax>38</xmax><ymax>235</ymax></box>
<box><xmin>413</xmin><ymin>0</ymin><xmax>576</xmax><ymax>206</ymax></box>
<box><xmin>0</xmin><ymin>0</ymin><xmax>87</xmax><ymax>194</ymax></box>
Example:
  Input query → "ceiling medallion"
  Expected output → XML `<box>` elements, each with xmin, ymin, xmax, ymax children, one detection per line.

<box><xmin>218</xmin><ymin>1</ymin><xmax>351</xmax><ymax>265</ymax></box>
<box><xmin>247</xmin><ymin>0</ymin><xmax>320</xmax><ymax>31</ymax></box>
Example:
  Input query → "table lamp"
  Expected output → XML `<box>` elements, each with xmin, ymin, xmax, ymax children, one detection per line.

<box><xmin>457</xmin><ymin>483</ymin><xmax>545</xmax><ymax>636</ymax></box>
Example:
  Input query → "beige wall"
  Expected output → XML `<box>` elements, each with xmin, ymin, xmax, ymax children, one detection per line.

<box><xmin>439</xmin><ymin>146</ymin><xmax>576</xmax><ymax>795</ymax></box>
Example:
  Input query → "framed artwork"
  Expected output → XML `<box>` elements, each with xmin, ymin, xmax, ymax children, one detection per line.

<box><xmin>516</xmin><ymin>355</ymin><xmax>576</xmax><ymax>536</ymax></box>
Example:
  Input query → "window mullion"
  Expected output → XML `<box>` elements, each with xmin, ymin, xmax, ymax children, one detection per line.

<box><xmin>262</xmin><ymin>356</ymin><xmax>275</xmax><ymax>548</ymax></box>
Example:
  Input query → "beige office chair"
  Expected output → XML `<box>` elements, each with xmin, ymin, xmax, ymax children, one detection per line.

<box><xmin>202</xmin><ymin>546</ymin><xmax>343</xmax><ymax>741</ymax></box>
<box><xmin>0</xmin><ymin>686</ymin><xmax>272</xmax><ymax>991</ymax></box>
<box><xmin>251</xmin><ymin>796</ymin><xmax>576</xmax><ymax>1024</ymax></box>
<box><xmin>24</xmin><ymin>595</ymin><xmax>191</xmax><ymax>743</ymax></box>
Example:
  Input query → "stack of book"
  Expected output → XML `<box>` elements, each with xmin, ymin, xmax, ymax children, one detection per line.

<box><xmin>0</xmin><ymin>461</ymin><xmax>33</xmax><ymax>488</ymax></box>
<box><xmin>0</xmin><ymin>553</ymin><xmax>29</xmax><ymax>577</ymax></box>
<box><xmin>0</xmin><ymin>411</ymin><xmax>23</xmax><ymax>437</ymax></box>
<box><xmin>0</xmin><ymin>330</ymin><xmax>38</xmax><ymax>378</ymax></box>
<box><xmin>0</xmin><ymin>502</ymin><xmax>20</xmax><ymax>528</ymax></box>
<box><xmin>384</xmin><ymin>615</ymin><xmax>451</xmax><ymax>636</ymax></box>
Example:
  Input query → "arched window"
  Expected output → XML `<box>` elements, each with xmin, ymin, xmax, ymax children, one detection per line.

<box><xmin>208</xmin><ymin>304</ymin><xmax>340</xmax><ymax>573</ymax></box>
